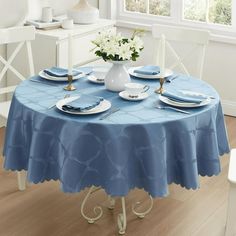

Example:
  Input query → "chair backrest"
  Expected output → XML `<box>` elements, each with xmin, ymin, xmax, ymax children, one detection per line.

<box><xmin>152</xmin><ymin>24</ymin><xmax>210</xmax><ymax>80</ymax></box>
<box><xmin>0</xmin><ymin>25</ymin><xmax>35</xmax><ymax>97</ymax></box>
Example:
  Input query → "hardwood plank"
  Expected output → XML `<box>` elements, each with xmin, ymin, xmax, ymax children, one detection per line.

<box><xmin>0</xmin><ymin>115</ymin><xmax>235</xmax><ymax>236</ymax></box>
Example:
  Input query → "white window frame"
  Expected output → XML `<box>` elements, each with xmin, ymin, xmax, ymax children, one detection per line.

<box><xmin>115</xmin><ymin>0</ymin><xmax>236</xmax><ymax>38</ymax></box>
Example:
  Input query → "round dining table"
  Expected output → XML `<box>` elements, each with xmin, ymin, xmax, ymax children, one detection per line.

<box><xmin>3</xmin><ymin>70</ymin><xmax>230</xmax><ymax>196</ymax></box>
<box><xmin>3</xmin><ymin>69</ymin><xmax>230</xmax><ymax>234</ymax></box>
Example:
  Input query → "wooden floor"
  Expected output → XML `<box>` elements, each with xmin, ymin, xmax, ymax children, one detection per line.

<box><xmin>0</xmin><ymin>116</ymin><xmax>235</xmax><ymax>236</ymax></box>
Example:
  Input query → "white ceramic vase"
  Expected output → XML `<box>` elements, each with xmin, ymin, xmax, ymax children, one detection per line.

<box><xmin>67</xmin><ymin>0</ymin><xmax>99</xmax><ymax>24</ymax></box>
<box><xmin>104</xmin><ymin>61</ymin><xmax>131</xmax><ymax>92</ymax></box>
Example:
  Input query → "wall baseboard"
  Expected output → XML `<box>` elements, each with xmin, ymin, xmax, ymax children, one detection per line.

<box><xmin>222</xmin><ymin>100</ymin><xmax>236</xmax><ymax>117</ymax></box>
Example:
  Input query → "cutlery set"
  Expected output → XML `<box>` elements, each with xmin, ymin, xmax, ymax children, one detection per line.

<box><xmin>32</xmin><ymin>67</ymin><xmax>215</xmax><ymax>117</ymax></box>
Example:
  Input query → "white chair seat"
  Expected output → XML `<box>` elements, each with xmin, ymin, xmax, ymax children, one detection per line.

<box><xmin>0</xmin><ymin>100</ymin><xmax>11</xmax><ymax>119</ymax></box>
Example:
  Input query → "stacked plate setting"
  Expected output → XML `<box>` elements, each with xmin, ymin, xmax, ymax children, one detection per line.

<box><xmin>56</xmin><ymin>96</ymin><xmax>111</xmax><ymax>115</ymax></box>
<box><xmin>128</xmin><ymin>66</ymin><xmax>173</xmax><ymax>80</ymax></box>
<box><xmin>159</xmin><ymin>90</ymin><xmax>212</xmax><ymax>108</ymax></box>
<box><xmin>39</xmin><ymin>70</ymin><xmax>84</xmax><ymax>81</ymax></box>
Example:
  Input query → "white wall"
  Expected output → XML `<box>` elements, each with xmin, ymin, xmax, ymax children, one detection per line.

<box><xmin>117</xmin><ymin>27</ymin><xmax>236</xmax><ymax>116</ymax></box>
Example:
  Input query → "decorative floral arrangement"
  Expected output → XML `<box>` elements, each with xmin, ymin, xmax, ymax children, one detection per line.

<box><xmin>92</xmin><ymin>29</ymin><xmax>144</xmax><ymax>62</ymax></box>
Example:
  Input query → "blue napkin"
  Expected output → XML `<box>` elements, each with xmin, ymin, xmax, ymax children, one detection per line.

<box><xmin>134</xmin><ymin>65</ymin><xmax>160</xmax><ymax>75</ymax></box>
<box><xmin>44</xmin><ymin>67</ymin><xmax>82</xmax><ymax>77</ymax></box>
<box><xmin>62</xmin><ymin>94</ymin><xmax>104</xmax><ymax>112</ymax></box>
<box><xmin>161</xmin><ymin>90</ymin><xmax>205</xmax><ymax>104</ymax></box>
<box><xmin>165</xmin><ymin>74</ymin><xmax>178</xmax><ymax>83</ymax></box>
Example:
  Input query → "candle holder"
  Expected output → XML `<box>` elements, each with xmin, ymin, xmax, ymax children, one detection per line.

<box><xmin>155</xmin><ymin>77</ymin><xmax>165</xmax><ymax>94</ymax></box>
<box><xmin>64</xmin><ymin>75</ymin><xmax>76</xmax><ymax>91</ymax></box>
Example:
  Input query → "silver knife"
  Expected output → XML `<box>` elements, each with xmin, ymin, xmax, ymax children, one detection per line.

<box><xmin>99</xmin><ymin>107</ymin><xmax>120</xmax><ymax>120</ymax></box>
<box><xmin>156</xmin><ymin>105</ymin><xmax>190</xmax><ymax>114</ymax></box>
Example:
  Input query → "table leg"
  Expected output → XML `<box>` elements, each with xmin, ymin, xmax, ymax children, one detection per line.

<box><xmin>80</xmin><ymin>188</ymin><xmax>153</xmax><ymax>235</ymax></box>
<box><xmin>117</xmin><ymin>197</ymin><xmax>127</xmax><ymax>235</ymax></box>
<box><xmin>17</xmin><ymin>171</ymin><xmax>27</xmax><ymax>191</ymax></box>
<box><xmin>132</xmin><ymin>195</ymin><xmax>154</xmax><ymax>219</ymax></box>
<box><xmin>108</xmin><ymin>196</ymin><xmax>116</xmax><ymax>210</ymax></box>
<box><xmin>80</xmin><ymin>186</ymin><xmax>103</xmax><ymax>224</ymax></box>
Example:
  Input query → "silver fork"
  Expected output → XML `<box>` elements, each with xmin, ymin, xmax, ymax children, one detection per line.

<box><xmin>47</xmin><ymin>94</ymin><xmax>70</xmax><ymax>109</ymax></box>
<box><xmin>156</xmin><ymin>105</ymin><xmax>190</xmax><ymax>114</ymax></box>
<box><xmin>99</xmin><ymin>107</ymin><xmax>120</xmax><ymax>120</ymax></box>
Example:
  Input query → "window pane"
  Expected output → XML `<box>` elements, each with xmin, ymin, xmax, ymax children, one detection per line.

<box><xmin>208</xmin><ymin>0</ymin><xmax>232</xmax><ymax>25</ymax></box>
<box><xmin>184</xmin><ymin>0</ymin><xmax>207</xmax><ymax>22</ymax></box>
<box><xmin>184</xmin><ymin>0</ymin><xmax>232</xmax><ymax>25</ymax></box>
<box><xmin>125</xmin><ymin>0</ymin><xmax>147</xmax><ymax>13</ymax></box>
<box><xmin>149</xmin><ymin>0</ymin><xmax>171</xmax><ymax>16</ymax></box>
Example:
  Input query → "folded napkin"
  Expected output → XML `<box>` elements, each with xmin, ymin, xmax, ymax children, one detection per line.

<box><xmin>44</xmin><ymin>67</ymin><xmax>82</xmax><ymax>77</ymax></box>
<box><xmin>62</xmin><ymin>94</ymin><xmax>104</xmax><ymax>112</ymax></box>
<box><xmin>165</xmin><ymin>74</ymin><xmax>178</xmax><ymax>83</ymax></box>
<box><xmin>134</xmin><ymin>65</ymin><xmax>160</xmax><ymax>75</ymax></box>
<box><xmin>161</xmin><ymin>90</ymin><xmax>206</xmax><ymax>104</ymax></box>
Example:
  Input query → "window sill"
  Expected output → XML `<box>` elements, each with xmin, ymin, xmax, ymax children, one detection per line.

<box><xmin>116</xmin><ymin>20</ymin><xmax>236</xmax><ymax>45</ymax></box>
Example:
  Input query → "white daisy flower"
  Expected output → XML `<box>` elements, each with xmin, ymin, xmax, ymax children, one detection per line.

<box><xmin>119</xmin><ymin>43</ymin><xmax>133</xmax><ymax>60</ymax></box>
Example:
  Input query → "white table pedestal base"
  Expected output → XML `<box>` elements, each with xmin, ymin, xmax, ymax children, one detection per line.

<box><xmin>80</xmin><ymin>186</ymin><xmax>154</xmax><ymax>235</ymax></box>
<box><xmin>17</xmin><ymin>171</ymin><xmax>27</xmax><ymax>191</ymax></box>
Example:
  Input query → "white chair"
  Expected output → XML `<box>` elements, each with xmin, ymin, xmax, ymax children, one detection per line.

<box><xmin>152</xmin><ymin>24</ymin><xmax>210</xmax><ymax>80</ymax></box>
<box><xmin>225</xmin><ymin>149</ymin><xmax>236</xmax><ymax>236</ymax></box>
<box><xmin>0</xmin><ymin>25</ymin><xmax>35</xmax><ymax>190</ymax></box>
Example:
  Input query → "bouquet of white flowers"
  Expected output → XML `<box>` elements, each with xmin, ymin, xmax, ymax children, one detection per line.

<box><xmin>92</xmin><ymin>29</ymin><xmax>144</xmax><ymax>62</ymax></box>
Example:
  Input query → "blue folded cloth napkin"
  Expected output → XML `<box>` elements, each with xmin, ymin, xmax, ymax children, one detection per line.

<box><xmin>165</xmin><ymin>74</ymin><xmax>178</xmax><ymax>83</ymax></box>
<box><xmin>44</xmin><ymin>67</ymin><xmax>82</xmax><ymax>77</ymax></box>
<box><xmin>161</xmin><ymin>90</ymin><xmax>206</xmax><ymax>104</ymax></box>
<box><xmin>134</xmin><ymin>65</ymin><xmax>160</xmax><ymax>75</ymax></box>
<box><xmin>62</xmin><ymin>94</ymin><xmax>104</xmax><ymax>112</ymax></box>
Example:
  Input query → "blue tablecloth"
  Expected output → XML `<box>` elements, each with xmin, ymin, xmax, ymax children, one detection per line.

<box><xmin>3</xmin><ymin>74</ymin><xmax>230</xmax><ymax>197</ymax></box>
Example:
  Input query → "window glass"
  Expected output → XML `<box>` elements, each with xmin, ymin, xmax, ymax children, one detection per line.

<box><xmin>208</xmin><ymin>0</ymin><xmax>232</xmax><ymax>25</ymax></box>
<box><xmin>125</xmin><ymin>0</ymin><xmax>147</xmax><ymax>13</ymax></box>
<box><xmin>149</xmin><ymin>0</ymin><xmax>171</xmax><ymax>16</ymax></box>
<box><xmin>183</xmin><ymin>0</ymin><xmax>232</xmax><ymax>25</ymax></box>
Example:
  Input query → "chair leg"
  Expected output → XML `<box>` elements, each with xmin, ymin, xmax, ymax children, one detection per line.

<box><xmin>225</xmin><ymin>184</ymin><xmax>236</xmax><ymax>236</ymax></box>
<box><xmin>17</xmin><ymin>171</ymin><xmax>27</xmax><ymax>191</ymax></box>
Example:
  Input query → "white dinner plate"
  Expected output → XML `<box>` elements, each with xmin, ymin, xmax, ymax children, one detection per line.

<box><xmin>119</xmin><ymin>91</ymin><xmax>149</xmax><ymax>101</ymax></box>
<box><xmin>56</xmin><ymin>96</ymin><xmax>111</xmax><ymax>115</ymax></box>
<box><xmin>87</xmin><ymin>75</ymin><xmax>105</xmax><ymax>84</ymax></box>
<box><xmin>128</xmin><ymin>66</ymin><xmax>173</xmax><ymax>79</ymax></box>
<box><xmin>39</xmin><ymin>70</ymin><xmax>85</xmax><ymax>81</ymax></box>
<box><xmin>159</xmin><ymin>95</ymin><xmax>211</xmax><ymax>108</ymax></box>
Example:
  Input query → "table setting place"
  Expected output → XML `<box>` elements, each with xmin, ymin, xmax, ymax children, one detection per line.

<box><xmin>25</xmin><ymin>30</ymin><xmax>215</xmax><ymax>121</ymax></box>
<box><xmin>28</xmin><ymin>65</ymin><xmax>215</xmax><ymax>119</ymax></box>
